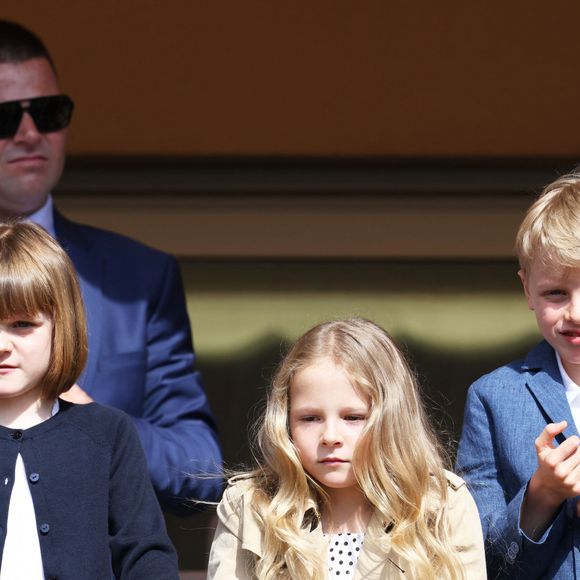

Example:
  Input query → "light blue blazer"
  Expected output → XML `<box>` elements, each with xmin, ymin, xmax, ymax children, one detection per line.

<box><xmin>457</xmin><ymin>340</ymin><xmax>580</xmax><ymax>579</ymax></box>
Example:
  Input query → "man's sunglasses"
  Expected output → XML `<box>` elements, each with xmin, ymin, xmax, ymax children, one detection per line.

<box><xmin>0</xmin><ymin>95</ymin><xmax>74</xmax><ymax>139</ymax></box>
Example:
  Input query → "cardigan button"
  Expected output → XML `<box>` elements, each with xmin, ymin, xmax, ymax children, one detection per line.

<box><xmin>10</xmin><ymin>430</ymin><xmax>22</xmax><ymax>440</ymax></box>
<box><xmin>39</xmin><ymin>523</ymin><xmax>50</xmax><ymax>535</ymax></box>
<box><xmin>29</xmin><ymin>473</ymin><xmax>40</xmax><ymax>484</ymax></box>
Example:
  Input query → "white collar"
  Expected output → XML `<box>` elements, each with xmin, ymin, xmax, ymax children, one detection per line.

<box><xmin>556</xmin><ymin>352</ymin><xmax>580</xmax><ymax>406</ymax></box>
<box><xmin>27</xmin><ymin>195</ymin><xmax>55</xmax><ymax>238</ymax></box>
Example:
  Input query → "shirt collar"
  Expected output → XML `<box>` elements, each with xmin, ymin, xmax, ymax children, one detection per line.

<box><xmin>27</xmin><ymin>195</ymin><xmax>55</xmax><ymax>238</ymax></box>
<box><xmin>556</xmin><ymin>351</ymin><xmax>580</xmax><ymax>405</ymax></box>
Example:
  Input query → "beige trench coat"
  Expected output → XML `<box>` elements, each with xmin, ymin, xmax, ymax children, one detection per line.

<box><xmin>208</xmin><ymin>471</ymin><xmax>486</xmax><ymax>579</ymax></box>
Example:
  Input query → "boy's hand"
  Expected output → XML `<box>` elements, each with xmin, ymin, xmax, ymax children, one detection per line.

<box><xmin>532</xmin><ymin>420</ymin><xmax>580</xmax><ymax>503</ymax></box>
<box><xmin>521</xmin><ymin>420</ymin><xmax>580</xmax><ymax>539</ymax></box>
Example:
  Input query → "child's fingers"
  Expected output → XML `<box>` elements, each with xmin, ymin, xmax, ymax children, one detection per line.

<box><xmin>533</xmin><ymin>429</ymin><xmax>580</xmax><ymax>498</ymax></box>
<box><xmin>546</xmin><ymin>435</ymin><xmax>580</xmax><ymax>461</ymax></box>
<box><xmin>535</xmin><ymin>421</ymin><xmax>569</xmax><ymax>454</ymax></box>
<box><xmin>556</xmin><ymin>449</ymin><xmax>580</xmax><ymax>490</ymax></box>
<box><xmin>538</xmin><ymin>436</ymin><xmax>580</xmax><ymax>473</ymax></box>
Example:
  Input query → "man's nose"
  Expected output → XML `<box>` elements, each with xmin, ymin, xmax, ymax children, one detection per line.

<box><xmin>13</xmin><ymin>111</ymin><xmax>42</xmax><ymax>145</ymax></box>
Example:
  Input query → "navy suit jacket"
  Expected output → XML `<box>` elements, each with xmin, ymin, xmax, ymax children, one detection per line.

<box><xmin>54</xmin><ymin>211</ymin><xmax>222</xmax><ymax>514</ymax></box>
<box><xmin>457</xmin><ymin>340</ymin><xmax>580</xmax><ymax>579</ymax></box>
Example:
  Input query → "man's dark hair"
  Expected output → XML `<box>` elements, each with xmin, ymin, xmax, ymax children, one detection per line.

<box><xmin>0</xmin><ymin>20</ymin><xmax>55</xmax><ymax>71</ymax></box>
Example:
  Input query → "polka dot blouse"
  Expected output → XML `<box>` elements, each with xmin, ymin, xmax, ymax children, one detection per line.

<box><xmin>326</xmin><ymin>532</ymin><xmax>364</xmax><ymax>577</ymax></box>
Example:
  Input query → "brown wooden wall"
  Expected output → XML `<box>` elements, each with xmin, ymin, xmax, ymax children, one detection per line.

<box><xmin>4</xmin><ymin>3</ymin><xmax>580</xmax><ymax>157</ymax></box>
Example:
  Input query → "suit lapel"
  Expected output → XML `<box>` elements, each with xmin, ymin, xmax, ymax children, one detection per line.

<box><xmin>523</xmin><ymin>342</ymin><xmax>579</xmax><ymax>439</ymax></box>
<box><xmin>53</xmin><ymin>211</ymin><xmax>104</xmax><ymax>394</ymax></box>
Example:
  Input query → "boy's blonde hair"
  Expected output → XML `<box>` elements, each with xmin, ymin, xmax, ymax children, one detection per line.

<box><xmin>516</xmin><ymin>172</ymin><xmax>580</xmax><ymax>272</ymax></box>
<box><xmin>247</xmin><ymin>318</ymin><xmax>465</xmax><ymax>580</ymax></box>
<box><xmin>0</xmin><ymin>221</ymin><xmax>88</xmax><ymax>400</ymax></box>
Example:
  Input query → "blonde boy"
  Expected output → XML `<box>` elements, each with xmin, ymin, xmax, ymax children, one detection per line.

<box><xmin>457</xmin><ymin>172</ymin><xmax>580</xmax><ymax>580</ymax></box>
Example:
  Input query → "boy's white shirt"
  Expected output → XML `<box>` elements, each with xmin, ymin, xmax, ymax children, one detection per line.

<box><xmin>556</xmin><ymin>352</ymin><xmax>580</xmax><ymax>432</ymax></box>
<box><xmin>0</xmin><ymin>400</ymin><xmax>59</xmax><ymax>580</ymax></box>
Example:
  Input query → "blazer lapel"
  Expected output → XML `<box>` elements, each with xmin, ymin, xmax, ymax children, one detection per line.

<box><xmin>53</xmin><ymin>211</ymin><xmax>104</xmax><ymax>394</ymax></box>
<box><xmin>523</xmin><ymin>341</ymin><xmax>579</xmax><ymax>439</ymax></box>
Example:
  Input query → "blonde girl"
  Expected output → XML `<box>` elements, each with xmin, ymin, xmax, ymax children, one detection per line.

<box><xmin>208</xmin><ymin>318</ymin><xmax>485</xmax><ymax>579</ymax></box>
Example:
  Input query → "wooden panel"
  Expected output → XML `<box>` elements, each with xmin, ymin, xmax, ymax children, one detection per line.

<box><xmin>57</xmin><ymin>194</ymin><xmax>524</xmax><ymax>259</ymax></box>
<box><xmin>4</xmin><ymin>4</ymin><xmax>580</xmax><ymax>156</ymax></box>
<box><xmin>54</xmin><ymin>157</ymin><xmax>568</xmax><ymax>259</ymax></box>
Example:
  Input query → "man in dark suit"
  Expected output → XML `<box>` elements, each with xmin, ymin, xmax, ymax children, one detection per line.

<box><xmin>0</xmin><ymin>20</ymin><xmax>222</xmax><ymax>514</ymax></box>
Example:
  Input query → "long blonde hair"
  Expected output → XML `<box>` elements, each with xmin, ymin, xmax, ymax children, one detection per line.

<box><xmin>245</xmin><ymin>318</ymin><xmax>465</xmax><ymax>579</ymax></box>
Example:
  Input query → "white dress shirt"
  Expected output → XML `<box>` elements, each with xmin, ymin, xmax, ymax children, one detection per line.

<box><xmin>556</xmin><ymin>352</ymin><xmax>580</xmax><ymax>432</ymax></box>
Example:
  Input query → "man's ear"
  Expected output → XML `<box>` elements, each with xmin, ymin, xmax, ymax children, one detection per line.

<box><xmin>518</xmin><ymin>269</ymin><xmax>533</xmax><ymax>310</ymax></box>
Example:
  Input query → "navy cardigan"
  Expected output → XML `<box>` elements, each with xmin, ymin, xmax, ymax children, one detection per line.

<box><xmin>0</xmin><ymin>400</ymin><xmax>178</xmax><ymax>579</ymax></box>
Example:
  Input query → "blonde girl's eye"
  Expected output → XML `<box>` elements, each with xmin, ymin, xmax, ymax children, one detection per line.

<box><xmin>300</xmin><ymin>415</ymin><xmax>319</xmax><ymax>422</ymax></box>
<box><xmin>344</xmin><ymin>415</ymin><xmax>367</xmax><ymax>422</ymax></box>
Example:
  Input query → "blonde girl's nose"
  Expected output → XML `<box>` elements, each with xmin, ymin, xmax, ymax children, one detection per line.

<box><xmin>321</xmin><ymin>423</ymin><xmax>342</xmax><ymax>446</ymax></box>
